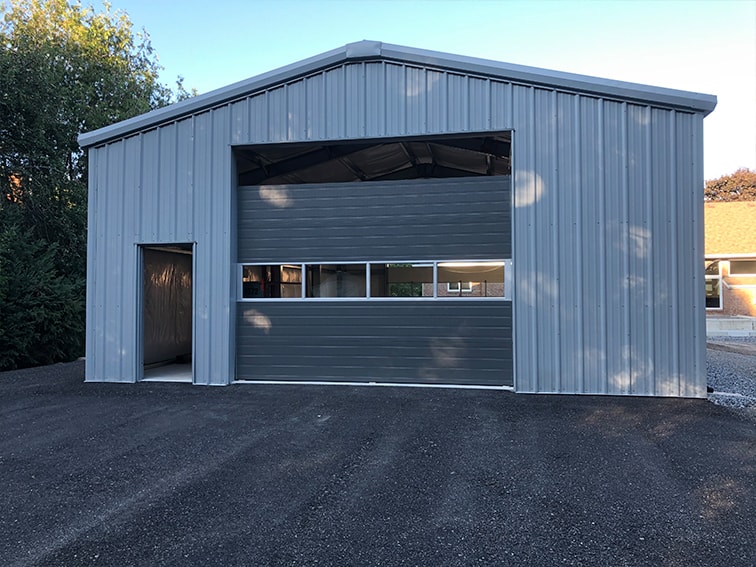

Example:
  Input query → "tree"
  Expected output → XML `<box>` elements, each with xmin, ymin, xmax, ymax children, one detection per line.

<box><xmin>0</xmin><ymin>0</ymin><xmax>190</xmax><ymax>370</ymax></box>
<box><xmin>0</xmin><ymin>220</ymin><xmax>84</xmax><ymax>370</ymax></box>
<box><xmin>704</xmin><ymin>168</ymin><xmax>756</xmax><ymax>202</ymax></box>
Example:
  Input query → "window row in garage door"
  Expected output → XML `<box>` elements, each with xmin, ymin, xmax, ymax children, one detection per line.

<box><xmin>239</xmin><ymin>260</ymin><xmax>512</xmax><ymax>300</ymax></box>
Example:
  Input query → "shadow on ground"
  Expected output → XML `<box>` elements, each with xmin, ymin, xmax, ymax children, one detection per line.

<box><xmin>1</xmin><ymin>362</ymin><xmax>754</xmax><ymax>566</ymax></box>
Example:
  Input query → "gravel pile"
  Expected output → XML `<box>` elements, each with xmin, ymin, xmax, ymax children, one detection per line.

<box><xmin>707</xmin><ymin>337</ymin><xmax>756</xmax><ymax>417</ymax></box>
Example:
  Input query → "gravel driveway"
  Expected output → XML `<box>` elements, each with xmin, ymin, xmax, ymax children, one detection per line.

<box><xmin>1</xmin><ymin>354</ymin><xmax>754</xmax><ymax>566</ymax></box>
<box><xmin>707</xmin><ymin>337</ymin><xmax>756</xmax><ymax>420</ymax></box>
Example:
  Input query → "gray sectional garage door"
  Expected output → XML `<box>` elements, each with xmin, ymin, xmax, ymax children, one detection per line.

<box><xmin>236</xmin><ymin>176</ymin><xmax>513</xmax><ymax>386</ymax></box>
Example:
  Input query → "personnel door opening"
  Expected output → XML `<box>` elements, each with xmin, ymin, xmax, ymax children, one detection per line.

<box><xmin>140</xmin><ymin>244</ymin><xmax>194</xmax><ymax>383</ymax></box>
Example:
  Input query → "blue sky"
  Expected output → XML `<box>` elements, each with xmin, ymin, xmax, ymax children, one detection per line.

<box><xmin>103</xmin><ymin>0</ymin><xmax>754</xmax><ymax>180</ymax></box>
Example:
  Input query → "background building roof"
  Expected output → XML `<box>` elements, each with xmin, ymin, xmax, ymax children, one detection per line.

<box><xmin>705</xmin><ymin>201</ymin><xmax>756</xmax><ymax>256</ymax></box>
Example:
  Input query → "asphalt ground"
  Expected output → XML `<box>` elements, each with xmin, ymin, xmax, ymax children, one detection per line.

<box><xmin>1</xmin><ymin>361</ymin><xmax>754</xmax><ymax>567</ymax></box>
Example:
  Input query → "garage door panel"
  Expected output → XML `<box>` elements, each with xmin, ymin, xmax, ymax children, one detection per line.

<box><xmin>238</xmin><ymin>177</ymin><xmax>511</xmax><ymax>263</ymax></box>
<box><xmin>236</xmin><ymin>302</ymin><xmax>513</xmax><ymax>386</ymax></box>
<box><xmin>236</xmin><ymin>366</ymin><xmax>509</xmax><ymax>386</ymax></box>
<box><xmin>236</xmin><ymin>175</ymin><xmax>512</xmax><ymax>387</ymax></box>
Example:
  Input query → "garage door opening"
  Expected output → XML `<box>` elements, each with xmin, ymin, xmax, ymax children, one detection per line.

<box><xmin>235</xmin><ymin>132</ymin><xmax>511</xmax><ymax>185</ymax></box>
<box><xmin>141</xmin><ymin>244</ymin><xmax>193</xmax><ymax>383</ymax></box>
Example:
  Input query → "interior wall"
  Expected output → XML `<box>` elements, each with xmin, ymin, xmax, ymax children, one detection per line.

<box><xmin>142</xmin><ymin>248</ymin><xmax>193</xmax><ymax>366</ymax></box>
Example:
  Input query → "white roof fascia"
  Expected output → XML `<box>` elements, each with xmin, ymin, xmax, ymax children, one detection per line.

<box><xmin>78</xmin><ymin>40</ymin><xmax>717</xmax><ymax>148</ymax></box>
<box><xmin>706</xmin><ymin>253</ymin><xmax>756</xmax><ymax>259</ymax></box>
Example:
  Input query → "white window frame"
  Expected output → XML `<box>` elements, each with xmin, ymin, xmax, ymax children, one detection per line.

<box><xmin>705</xmin><ymin>260</ymin><xmax>722</xmax><ymax>311</ymax></box>
<box><xmin>238</xmin><ymin>259</ymin><xmax>513</xmax><ymax>302</ymax></box>
<box><xmin>447</xmin><ymin>281</ymin><xmax>473</xmax><ymax>293</ymax></box>
<box><xmin>727</xmin><ymin>259</ymin><xmax>756</xmax><ymax>277</ymax></box>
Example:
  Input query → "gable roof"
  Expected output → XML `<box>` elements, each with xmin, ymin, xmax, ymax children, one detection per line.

<box><xmin>78</xmin><ymin>40</ymin><xmax>718</xmax><ymax>148</ymax></box>
<box><xmin>705</xmin><ymin>201</ymin><xmax>756</xmax><ymax>256</ymax></box>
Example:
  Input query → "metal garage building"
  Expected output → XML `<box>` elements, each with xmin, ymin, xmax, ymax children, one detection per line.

<box><xmin>78</xmin><ymin>41</ymin><xmax>716</xmax><ymax>396</ymax></box>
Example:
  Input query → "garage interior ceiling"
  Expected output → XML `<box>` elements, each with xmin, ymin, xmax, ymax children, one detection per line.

<box><xmin>235</xmin><ymin>134</ymin><xmax>511</xmax><ymax>185</ymax></box>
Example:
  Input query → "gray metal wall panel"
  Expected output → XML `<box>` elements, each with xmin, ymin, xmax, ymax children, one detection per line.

<box><xmin>86</xmin><ymin>106</ymin><xmax>234</xmax><ymax>385</ymax></box>
<box><xmin>192</xmin><ymin>111</ymin><xmax>214</xmax><ymax>384</ymax></box>
<box><xmin>86</xmin><ymin>147</ymin><xmax>103</xmax><ymax>380</ymax></box>
<box><xmin>158</xmin><ymin>125</ymin><xmax>178</xmax><ymax>242</ymax></box>
<box><xmin>577</xmin><ymin>95</ymin><xmax>605</xmax><ymax>393</ymax></box>
<box><xmin>490</xmin><ymin>81</ymin><xmax>511</xmax><ymax>130</ymax></box>
<box><xmin>512</xmin><ymin>87</ymin><xmax>706</xmax><ymax>397</ymax></box>
<box><xmin>346</xmin><ymin>64</ymin><xmax>366</xmax><ymax>138</ymax></box>
<box><xmin>84</xmin><ymin>150</ymin><xmax>98</xmax><ymax>381</ymax></box>
<box><xmin>555</xmin><ymin>92</ymin><xmax>582</xmax><ymax>393</ymax></box>
<box><xmin>426</xmin><ymin>70</ymin><xmax>447</xmax><ymax>133</ymax></box>
<box><xmin>206</xmin><ymin>106</ymin><xmax>234</xmax><ymax>386</ymax></box>
<box><xmin>231</xmin><ymin>100</ymin><xmax>249</xmax><ymax>145</ymax></box>
<box><xmin>176</xmin><ymin>118</ymin><xmax>195</xmax><ymax>240</ymax></box>
<box><xmin>406</xmin><ymin>66</ymin><xmax>425</xmax><ymax>135</ymax></box>
<box><xmin>237</xmin><ymin>177</ymin><xmax>511</xmax><ymax>263</ymax></box>
<box><xmin>364</xmin><ymin>63</ymin><xmax>385</xmax><ymax>137</ymax></box>
<box><xmin>86</xmin><ymin>56</ymin><xmax>707</xmax><ymax>396</ymax></box>
<box><xmin>306</xmin><ymin>74</ymin><xmax>325</xmax><ymax>139</ymax></box>
<box><xmin>103</xmin><ymin>142</ymin><xmax>126</xmax><ymax>378</ymax></box>
<box><xmin>326</xmin><ymin>67</ymin><xmax>345</xmax><ymax>139</ymax></box>
<box><xmin>649</xmin><ymin>108</ymin><xmax>673</xmax><ymax>394</ymax></box>
<box><xmin>385</xmin><ymin>63</ymin><xmax>406</xmax><ymax>136</ymax></box>
<box><xmin>121</xmin><ymin>137</ymin><xmax>141</xmax><ymax>380</ymax></box>
<box><xmin>690</xmin><ymin>113</ymin><xmax>707</xmax><ymax>398</ymax></box>
<box><xmin>236</xmin><ymin>302</ymin><xmax>513</xmax><ymax>386</ymax></box>
<box><xmin>469</xmin><ymin>77</ymin><xmax>489</xmax><ymax>131</ymax></box>
<box><xmin>626</xmin><ymin>104</ymin><xmax>654</xmax><ymax>395</ymax></box>
<box><xmin>288</xmin><ymin>80</ymin><xmax>307</xmax><ymax>141</ymax></box>
<box><xmin>140</xmin><ymin>130</ymin><xmax>159</xmax><ymax>241</ymax></box>
<box><xmin>268</xmin><ymin>85</ymin><xmax>286</xmax><ymax>142</ymax></box>
<box><xmin>249</xmin><ymin>93</ymin><xmax>267</xmax><ymax>143</ymax></box>
<box><xmin>447</xmin><ymin>73</ymin><xmax>468</xmax><ymax>132</ymax></box>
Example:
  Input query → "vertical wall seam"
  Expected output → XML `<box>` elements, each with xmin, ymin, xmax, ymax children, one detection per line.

<box><xmin>173</xmin><ymin>124</ymin><xmax>180</xmax><ymax>243</ymax></box>
<box><xmin>693</xmin><ymin>115</ymin><xmax>706</xmax><ymax>396</ymax></box>
<box><xmin>100</xmin><ymin>145</ymin><xmax>110</xmax><ymax>378</ymax></box>
<box><xmin>361</xmin><ymin>62</ymin><xmax>367</xmax><ymax>137</ymax></box>
<box><xmin>85</xmin><ymin>148</ymin><xmax>97</xmax><ymax>380</ymax></box>
<box><xmin>551</xmin><ymin>89</ymin><xmax>561</xmax><ymax>391</ymax></box>
<box><xmin>486</xmin><ymin>78</ymin><xmax>491</xmax><ymax>130</ymax></box>
<box><xmin>529</xmin><ymin>86</ymin><xmax>538</xmax><ymax>391</ymax></box>
<box><xmin>118</xmin><ymin>141</ymin><xmax>127</xmax><ymax>378</ymax></box>
<box><xmin>424</xmin><ymin>66</ymin><xmax>429</xmax><ymax>133</ymax></box>
<box><xmin>574</xmin><ymin>95</ymin><xmax>584</xmax><ymax>392</ymax></box>
<box><xmin>382</xmin><ymin>62</ymin><xmax>388</xmax><ymax>137</ymax></box>
<box><xmin>669</xmin><ymin>110</ymin><xmax>680</xmax><ymax>394</ymax></box>
<box><xmin>189</xmin><ymin>116</ymin><xmax>196</xmax><ymax>241</ymax></box>
<box><xmin>598</xmin><ymin>100</ymin><xmax>607</xmax><ymax>393</ymax></box>
<box><xmin>621</xmin><ymin>102</ymin><xmax>631</xmax><ymax>394</ymax></box>
<box><xmin>644</xmin><ymin>106</ymin><xmax>655</xmax><ymax>395</ymax></box>
<box><xmin>510</xmin><ymin>126</ymin><xmax>517</xmax><ymax>391</ymax></box>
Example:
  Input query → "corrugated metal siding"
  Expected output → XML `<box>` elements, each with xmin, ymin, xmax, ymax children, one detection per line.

<box><xmin>238</xmin><ymin>177</ymin><xmax>511</xmax><ymax>263</ymax></box>
<box><xmin>86</xmin><ymin>58</ymin><xmax>706</xmax><ymax>395</ymax></box>
<box><xmin>86</xmin><ymin>112</ymin><xmax>234</xmax><ymax>385</ymax></box>
<box><xmin>511</xmin><ymin>87</ymin><xmax>706</xmax><ymax>397</ymax></box>
<box><xmin>236</xmin><ymin>302</ymin><xmax>513</xmax><ymax>386</ymax></box>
